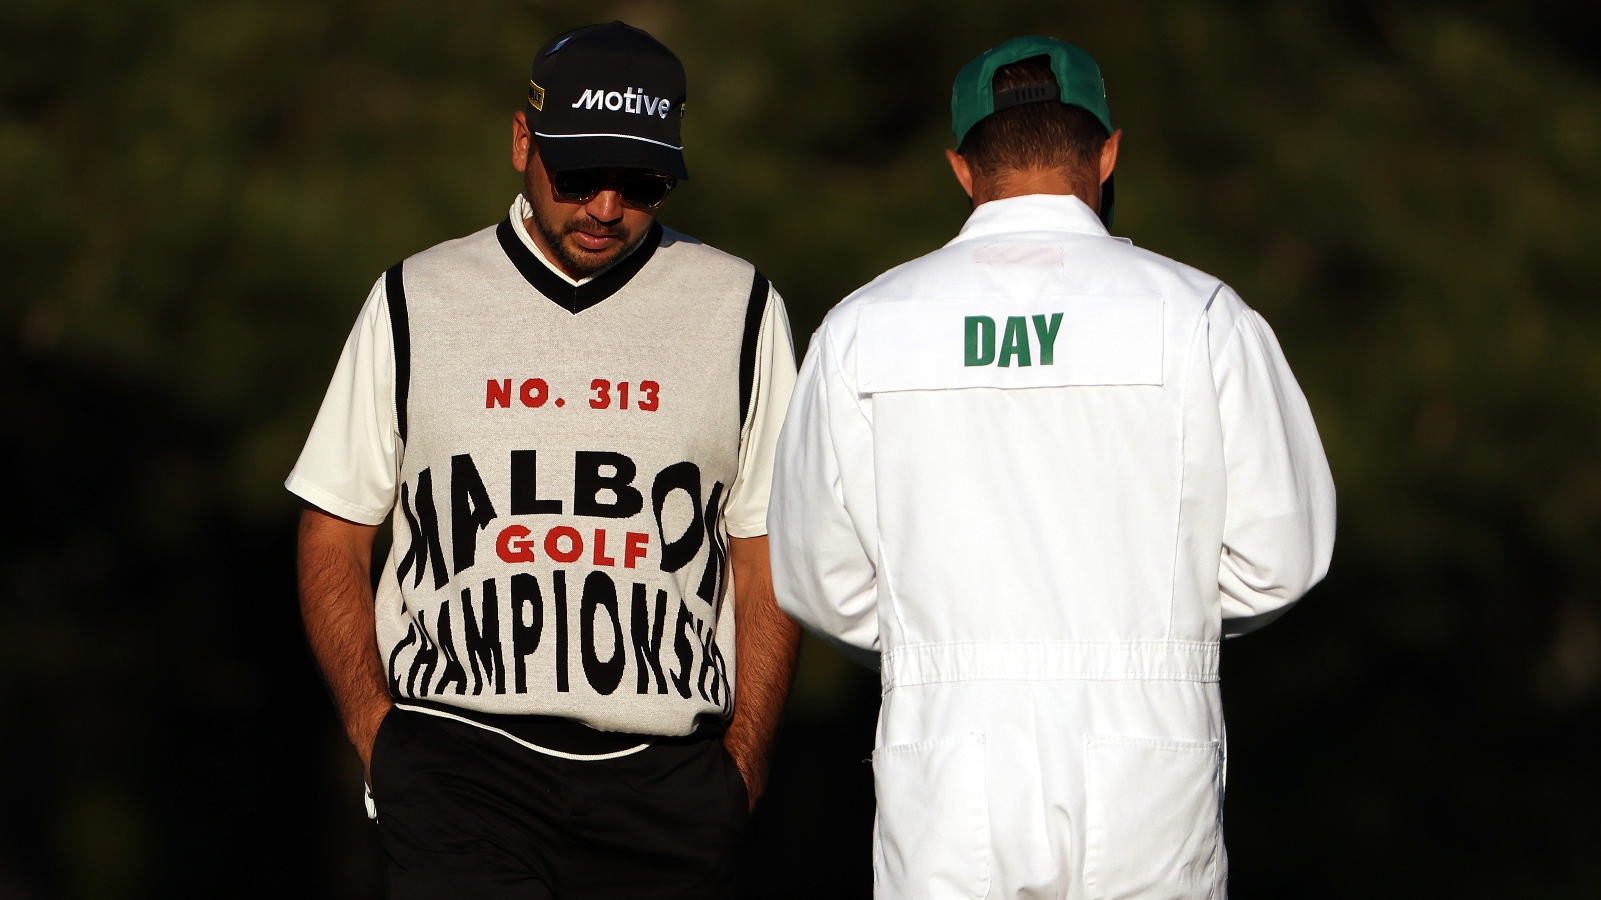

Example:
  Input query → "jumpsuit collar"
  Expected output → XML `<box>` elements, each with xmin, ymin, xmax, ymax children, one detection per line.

<box><xmin>948</xmin><ymin>193</ymin><xmax>1109</xmax><ymax>245</ymax></box>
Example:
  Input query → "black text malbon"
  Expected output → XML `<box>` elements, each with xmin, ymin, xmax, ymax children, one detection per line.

<box><xmin>386</xmin><ymin>450</ymin><xmax>731</xmax><ymax>709</ymax></box>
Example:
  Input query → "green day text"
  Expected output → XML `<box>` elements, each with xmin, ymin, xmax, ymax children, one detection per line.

<box><xmin>387</xmin><ymin>450</ymin><xmax>732</xmax><ymax>708</ymax></box>
<box><xmin>964</xmin><ymin>313</ymin><xmax>1064</xmax><ymax>367</ymax></box>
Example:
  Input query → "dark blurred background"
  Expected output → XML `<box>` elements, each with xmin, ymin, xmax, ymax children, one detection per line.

<box><xmin>3</xmin><ymin>0</ymin><xmax>1600</xmax><ymax>897</ymax></box>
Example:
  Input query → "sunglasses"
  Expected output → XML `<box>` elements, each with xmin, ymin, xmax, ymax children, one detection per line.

<box><xmin>550</xmin><ymin>169</ymin><xmax>677</xmax><ymax>210</ymax></box>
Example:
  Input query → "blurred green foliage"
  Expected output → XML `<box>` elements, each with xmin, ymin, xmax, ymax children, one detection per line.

<box><xmin>2</xmin><ymin>0</ymin><xmax>1599</xmax><ymax>897</ymax></box>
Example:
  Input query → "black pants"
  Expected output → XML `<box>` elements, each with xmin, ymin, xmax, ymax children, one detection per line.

<box><xmin>369</xmin><ymin>706</ymin><xmax>749</xmax><ymax>899</ymax></box>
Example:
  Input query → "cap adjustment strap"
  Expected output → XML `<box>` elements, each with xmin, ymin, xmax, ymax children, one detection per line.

<box><xmin>992</xmin><ymin>82</ymin><xmax>1057</xmax><ymax>112</ymax></box>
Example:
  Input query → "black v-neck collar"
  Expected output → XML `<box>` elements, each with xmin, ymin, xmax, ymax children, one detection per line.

<box><xmin>496</xmin><ymin>218</ymin><xmax>663</xmax><ymax>315</ymax></box>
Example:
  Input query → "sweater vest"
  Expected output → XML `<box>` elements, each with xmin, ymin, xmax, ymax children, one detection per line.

<box><xmin>375</xmin><ymin>218</ymin><xmax>768</xmax><ymax>736</ymax></box>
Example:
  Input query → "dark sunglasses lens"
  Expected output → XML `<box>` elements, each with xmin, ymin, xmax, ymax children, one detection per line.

<box><xmin>552</xmin><ymin>171</ymin><xmax>601</xmax><ymax>201</ymax></box>
<box><xmin>619</xmin><ymin>177</ymin><xmax>671</xmax><ymax>208</ymax></box>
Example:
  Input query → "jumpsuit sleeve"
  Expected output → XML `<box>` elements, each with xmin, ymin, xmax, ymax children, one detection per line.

<box><xmin>1210</xmin><ymin>287</ymin><xmax>1337</xmax><ymax>637</ymax></box>
<box><xmin>768</xmin><ymin>320</ymin><xmax>882</xmax><ymax>664</ymax></box>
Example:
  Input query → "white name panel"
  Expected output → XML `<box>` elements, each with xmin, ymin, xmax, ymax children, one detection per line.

<box><xmin>856</xmin><ymin>294</ymin><xmax>1165</xmax><ymax>393</ymax></box>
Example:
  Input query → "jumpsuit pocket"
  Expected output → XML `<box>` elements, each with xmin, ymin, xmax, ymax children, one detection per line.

<box><xmin>872</xmin><ymin>733</ymin><xmax>991</xmax><ymax>900</ymax></box>
<box><xmin>1083</xmin><ymin>734</ymin><xmax>1223</xmax><ymax>900</ymax></box>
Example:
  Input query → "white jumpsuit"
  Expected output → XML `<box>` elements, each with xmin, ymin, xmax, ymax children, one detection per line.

<box><xmin>768</xmin><ymin>194</ymin><xmax>1335</xmax><ymax>900</ymax></box>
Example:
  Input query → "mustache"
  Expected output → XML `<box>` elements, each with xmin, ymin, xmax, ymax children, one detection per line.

<box><xmin>562</xmin><ymin>216</ymin><xmax>628</xmax><ymax>241</ymax></box>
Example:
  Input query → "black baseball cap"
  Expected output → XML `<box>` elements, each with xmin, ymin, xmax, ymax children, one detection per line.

<box><xmin>525</xmin><ymin>22</ymin><xmax>689</xmax><ymax>180</ymax></box>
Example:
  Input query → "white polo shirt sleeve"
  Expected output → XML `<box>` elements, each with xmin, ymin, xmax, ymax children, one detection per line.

<box><xmin>723</xmin><ymin>284</ymin><xmax>798</xmax><ymax>539</ymax></box>
<box><xmin>285</xmin><ymin>277</ymin><xmax>401</xmax><ymax>526</ymax></box>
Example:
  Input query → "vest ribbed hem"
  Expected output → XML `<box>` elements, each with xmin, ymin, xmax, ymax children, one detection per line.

<box><xmin>396</xmin><ymin>698</ymin><xmax>726</xmax><ymax>755</ymax></box>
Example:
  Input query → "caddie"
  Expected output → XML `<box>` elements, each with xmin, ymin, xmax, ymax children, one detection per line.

<box><xmin>768</xmin><ymin>36</ymin><xmax>1335</xmax><ymax>899</ymax></box>
<box><xmin>288</xmin><ymin>21</ymin><xmax>800</xmax><ymax>899</ymax></box>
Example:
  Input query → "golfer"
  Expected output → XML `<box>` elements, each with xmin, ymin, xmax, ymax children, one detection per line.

<box><xmin>289</xmin><ymin>22</ymin><xmax>799</xmax><ymax>899</ymax></box>
<box><xmin>769</xmin><ymin>36</ymin><xmax>1335</xmax><ymax>900</ymax></box>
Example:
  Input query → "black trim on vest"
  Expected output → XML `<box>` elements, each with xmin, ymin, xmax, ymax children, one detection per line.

<box><xmin>384</xmin><ymin>262</ymin><xmax>411</xmax><ymax>443</ymax></box>
<box><xmin>737</xmin><ymin>271</ymin><xmax>770</xmax><ymax>430</ymax></box>
<box><xmin>496</xmin><ymin>218</ymin><xmax>663</xmax><ymax>315</ymax></box>
<box><xmin>396</xmin><ymin>699</ymin><xmax>727</xmax><ymax>756</ymax></box>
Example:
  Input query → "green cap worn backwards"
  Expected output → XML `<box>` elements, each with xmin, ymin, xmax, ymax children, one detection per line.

<box><xmin>950</xmin><ymin>36</ymin><xmax>1115</xmax><ymax>225</ymax></box>
<box><xmin>951</xmin><ymin>35</ymin><xmax>1112</xmax><ymax>146</ymax></box>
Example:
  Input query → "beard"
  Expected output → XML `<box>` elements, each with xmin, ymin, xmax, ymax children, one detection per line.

<box><xmin>526</xmin><ymin>197</ymin><xmax>646</xmax><ymax>279</ymax></box>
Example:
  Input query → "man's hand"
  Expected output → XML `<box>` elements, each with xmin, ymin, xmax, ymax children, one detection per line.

<box><xmin>298</xmin><ymin>507</ymin><xmax>393</xmax><ymax>778</ymax></box>
<box><xmin>348</xmin><ymin>696</ymin><xmax>393</xmax><ymax>774</ymax></box>
<box><xmin>723</xmin><ymin>536</ymin><xmax>801</xmax><ymax>810</ymax></box>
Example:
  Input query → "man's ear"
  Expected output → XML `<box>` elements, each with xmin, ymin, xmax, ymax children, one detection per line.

<box><xmin>1099</xmin><ymin>129</ymin><xmax>1122</xmax><ymax>185</ymax></box>
<box><xmin>513</xmin><ymin>111</ymin><xmax>533</xmax><ymax>173</ymax></box>
<box><xmin>946</xmin><ymin>148</ymin><xmax>975</xmax><ymax>199</ymax></box>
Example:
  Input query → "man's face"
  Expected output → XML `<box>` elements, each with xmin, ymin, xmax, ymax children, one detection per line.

<box><xmin>514</xmin><ymin>117</ymin><xmax>662</xmax><ymax>278</ymax></box>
